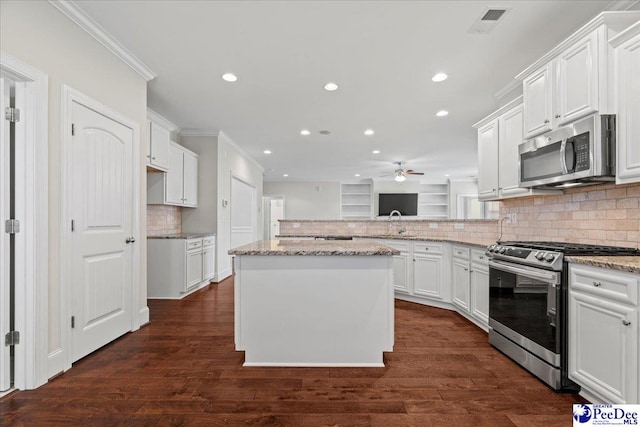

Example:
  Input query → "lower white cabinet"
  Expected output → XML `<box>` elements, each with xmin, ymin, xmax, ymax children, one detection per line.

<box><xmin>383</xmin><ymin>240</ymin><xmax>412</xmax><ymax>294</ymax></box>
<box><xmin>413</xmin><ymin>242</ymin><xmax>450</xmax><ymax>302</ymax></box>
<box><xmin>568</xmin><ymin>263</ymin><xmax>639</xmax><ymax>404</ymax></box>
<box><xmin>469</xmin><ymin>250</ymin><xmax>489</xmax><ymax>328</ymax></box>
<box><xmin>148</xmin><ymin>235</ymin><xmax>216</xmax><ymax>299</ymax></box>
<box><xmin>451</xmin><ymin>246</ymin><xmax>471</xmax><ymax>312</ymax></box>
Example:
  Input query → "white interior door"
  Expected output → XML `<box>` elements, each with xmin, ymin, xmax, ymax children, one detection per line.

<box><xmin>269</xmin><ymin>199</ymin><xmax>284</xmax><ymax>240</ymax></box>
<box><xmin>230</xmin><ymin>177</ymin><xmax>256</xmax><ymax>249</ymax></box>
<box><xmin>70</xmin><ymin>101</ymin><xmax>134</xmax><ymax>363</ymax></box>
<box><xmin>0</xmin><ymin>78</ymin><xmax>11</xmax><ymax>391</ymax></box>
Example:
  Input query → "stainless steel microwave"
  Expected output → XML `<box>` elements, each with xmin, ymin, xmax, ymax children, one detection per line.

<box><xmin>518</xmin><ymin>114</ymin><xmax>616</xmax><ymax>189</ymax></box>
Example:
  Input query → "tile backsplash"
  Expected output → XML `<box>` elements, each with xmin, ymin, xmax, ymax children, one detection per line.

<box><xmin>147</xmin><ymin>205</ymin><xmax>182</xmax><ymax>236</ymax></box>
<box><xmin>499</xmin><ymin>182</ymin><xmax>640</xmax><ymax>249</ymax></box>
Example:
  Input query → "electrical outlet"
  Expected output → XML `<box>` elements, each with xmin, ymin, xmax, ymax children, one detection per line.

<box><xmin>504</xmin><ymin>214</ymin><xmax>512</xmax><ymax>224</ymax></box>
<box><xmin>454</xmin><ymin>223</ymin><xmax>464</xmax><ymax>230</ymax></box>
<box><xmin>511</xmin><ymin>213</ymin><xmax>517</xmax><ymax>224</ymax></box>
<box><xmin>429</xmin><ymin>223</ymin><xmax>438</xmax><ymax>229</ymax></box>
<box><xmin>348</xmin><ymin>223</ymin><xmax>356</xmax><ymax>228</ymax></box>
<box><xmin>293</xmin><ymin>223</ymin><xmax>300</xmax><ymax>228</ymax></box>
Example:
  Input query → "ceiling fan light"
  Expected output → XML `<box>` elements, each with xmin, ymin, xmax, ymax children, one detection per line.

<box><xmin>394</xmin><ymin>173</ymin><xmax>406</xmax><ymax>182</ymax></box>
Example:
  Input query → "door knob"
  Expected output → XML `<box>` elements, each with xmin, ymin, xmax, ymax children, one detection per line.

<box><xmin>126</xmin><ymin>237</ymin><xmax>136</xmax><ymax>244</ymax></box>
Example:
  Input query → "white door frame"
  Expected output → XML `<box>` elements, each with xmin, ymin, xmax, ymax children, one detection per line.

<box><xmin>230</xmin><ymin>174</ymin><xmax>258</xmax><ymax>245</ymax></box>
<box><xmin>0</xmin><ymin>52</ymin><xmax>49</xmax><ymax>390</ymax></box>
<box><xmin>60</xmin><ymin>85</ymin><xmax>142</xmax><ymax>373</ymax></box>
<box><xmin>263</xmin><ymin>194</ymin><xmax>285</xmax><ymax>240</ymax></box>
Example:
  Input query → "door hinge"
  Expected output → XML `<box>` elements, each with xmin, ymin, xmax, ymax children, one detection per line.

<box><xmin>5</xmin><ymin>331</ymin><xmax>20</xmax><ymax>346</ymax></box>
<box><xmin>71</xmin><ymin>123</ymin><xmax>75</xmax><ymax>136</ymax></box>
<box><xmin>4</xmin><ymin>107</ymin><xmax>20</xmax><ymax>123</ymax></box>
<box><xmin>71</xmin><ymin>219</ymin><xmax>75</xmax><ymax>232</ymax></box>
<box><xmin>71</xmin><ymin>316</ymin><xmax>75</xmax><ymax>329</ymax></box>
<box><xmin>5</xmin><ymin>219</ymin><xmax>20</xmax><ymax>234</ymax></box>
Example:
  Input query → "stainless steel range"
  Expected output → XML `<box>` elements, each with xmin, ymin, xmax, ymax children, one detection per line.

<box><xmin>486</xmin><ymin>241</ymin><xmax>639</xmax><ymax>391</ymax></box>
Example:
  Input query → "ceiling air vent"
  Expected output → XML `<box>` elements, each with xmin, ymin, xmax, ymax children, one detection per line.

<box><xmin>468</xmin><ymin>7</ymin><xmax>510</xmax><ymax>34</ymax></box>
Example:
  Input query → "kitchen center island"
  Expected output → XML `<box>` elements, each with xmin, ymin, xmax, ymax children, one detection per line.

<box><xmin>229</xmin><ymin>239</ymin><xmax>399</xmax><ymax>367</ymax></box>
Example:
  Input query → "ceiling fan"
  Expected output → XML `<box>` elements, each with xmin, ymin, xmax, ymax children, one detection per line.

<box><xmin>381</xmin><ymin>162</ymin><xmax>425</xmax><ymax>182</ymax></box>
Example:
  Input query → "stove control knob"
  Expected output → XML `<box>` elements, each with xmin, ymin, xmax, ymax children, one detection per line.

<box><xmin>545</xmin><ymin>253</ymin><xmax>556</xmax><ymax>262</ymax></box>
<box><xmin>498</xmin><ymin>247</ymin><xmax>506</xmax><ymax>254</ymax></box>
<box><xmin>535</xmin><ymin>251</ymin><xmax>545</xmax><ymax>260</ymax></box>
<box><xmin>487</xmin><ymin>244</ymin><xmax>495</xmax><ymax>252</ymax></box>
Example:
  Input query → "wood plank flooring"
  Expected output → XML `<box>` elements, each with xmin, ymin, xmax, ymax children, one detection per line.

<box><xmin>1</xmin><ymin>276</ymin><xmax>584</xmax><ymax>426</ymax></box>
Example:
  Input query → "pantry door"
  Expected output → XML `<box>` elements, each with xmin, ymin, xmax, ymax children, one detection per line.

<box><xmin>69</xmin><ymin>100</ymin><xmax>134</xmax><ymax>362</ymax></box>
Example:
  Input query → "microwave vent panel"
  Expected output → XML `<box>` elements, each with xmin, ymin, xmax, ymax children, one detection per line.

<box><xmin>468</xmin><ymin>7</ymin><xmax>510</xmax><ymax>34</ymax></box>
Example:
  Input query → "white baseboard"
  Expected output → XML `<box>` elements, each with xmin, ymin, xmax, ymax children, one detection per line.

<box><xmin>213</xmin><ymin>268</ymin><xmax>232</xmax><ymax>282</ymax></box>
<box><xmin>47</xmin><ymin>348</ymin><xmax>64</xmax><ymax>379</ymax></box>
<box><xmin>394</xmin><ymin>293</ymin><xmax>455</xmax><ymax>311</ymax></box>
<box><xmin>138</xmin><ymin>306</ymin><xmax>150</xmax><ymax>327</ymax></box>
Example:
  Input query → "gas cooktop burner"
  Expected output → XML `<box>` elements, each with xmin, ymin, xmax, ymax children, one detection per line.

<box><xmin>498</xmin><ymin>241</ymin><xmax>640</xmax><ymax>256</ymax></box>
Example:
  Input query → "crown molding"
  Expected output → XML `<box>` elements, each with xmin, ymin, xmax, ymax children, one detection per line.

<box><xmin>218</xmin><ymin>131</ymin><xmax>265</xmax><ymax>173</ymax></box>
<box><xmin>607</xmin><ymin>0</ymin><xmax>640</xmax><ymax>11</ymax></box>
<box><xmin>493</xmin><ymin>79</ymin><xmax>522</xmax><ymax>101</ymax></box>
<box><xmin>472</xmin><ymin>95</ymin><xmax>523</xmax><ymax>129</ymax></box>
<box><xmin>179</xmin><ymin>129</ymin><xmax>221</xmax><ymax>137</ymax></box>
<box><xmin>48</xmin><ymin>0</ymin><xmax>156</xmax><ymax>81</ymax></box>
<box><xmin>147</xmin><ymin>108</ymin><xmax>180</xmax><ymax>132</ymax></box>
<box><xmin>515</xmin><ymin>11</ymin><xmax>640</xmax><ymax>80</ymax></box>
<box><xmin>610</xmin><ymin>19</ymin><xmax>640</xmax><ymax>46</ymax></box>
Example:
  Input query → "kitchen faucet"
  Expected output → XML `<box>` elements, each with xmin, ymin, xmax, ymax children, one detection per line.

<box><xmin>388</xmin><ymin>210</ymin><xmax>406</xmax><ymax>235</ymax></box>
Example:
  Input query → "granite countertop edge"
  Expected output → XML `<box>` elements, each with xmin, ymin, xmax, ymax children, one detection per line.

<box><xmin>565</xmin><ymin>255</ymin><xmax>640</xmax><ymax>274</ymax></box>
<box><xmin>276</xmin><ymin>234</ymin><xmax>491</xmax><ymax>248</ymax></box>
<box><xmin>279</xmin><ymin>219</ymin><xmax>498</xmax><ymax>223</ymax></box>
<box><xmin>228</xmin><ymin>240</ymin><xmax>400</xmax><ymax>256</ymax></box>
<box><xmin>148</xmin><ymin>232</ymin><xmax>216</xmax><ymax>239</ymax></box>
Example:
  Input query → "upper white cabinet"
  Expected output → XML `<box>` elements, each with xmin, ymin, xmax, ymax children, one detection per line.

<box><xmin>612</xmin><ymin>21</ymin><xmax>640</xmax><ymax>185</ymax></box>
<box><xmin>516</xmin><ymin>12</ymin><xmax>640</xmax><ymax>139</ymax></box>
<box><xmin>340</xmin><ymin>181</ymin><xmax>373</xmax><ymax>219</ymax></box>
<box><xmin>474</xmin><ymin>98</ymin><xmax>559</xmax><ymax>201</ymax></box>
<box><xmin>568</xmin><ymin>263</ymin><xmax>639</xmax><ymax>404</ymax></box>
<box><xmin>147</xmin><ymin>121</ymin><xmax>170</xmax><ymax>172</ymax></box>
<box><xmin>148</xmin><ymin>142</ymin><xmax>199</xmax><ymax>208</ymax></box>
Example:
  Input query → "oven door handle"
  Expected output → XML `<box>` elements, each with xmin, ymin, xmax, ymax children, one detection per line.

<box><xmin>560</xmin><ymin>138</ymin><xmax>569</xmax><ymax>175</ymax></box>
<box><xmin>488</xmin><ymin>260</ymin><xmax>561</xmax><ymax>285</ymax></box>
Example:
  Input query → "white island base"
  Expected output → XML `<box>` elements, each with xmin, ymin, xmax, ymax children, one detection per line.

<box><xmin>234</xmin><ymin>254</ymin><xmax>394</xmax><ymax>367</ymax></box>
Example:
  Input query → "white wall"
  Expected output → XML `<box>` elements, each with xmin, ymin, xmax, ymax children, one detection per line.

<box><xmin>216</xmin><ymin>132</ymin><xmax>263</xmax><ymax>281</ymax></box>
<box><xmin>180</xmin><ymin>135</ymin><xmax>218</xmax><ymax>233</ymax></box>
<box><xmin>263</xmin><ymin>182</ymin><xmax>341</xmax><ymax>220</ymax></box>
<box><xmin>0</xmin><ymin>1</ymin><xmax>148</xmax><ymax>380</ymax></box>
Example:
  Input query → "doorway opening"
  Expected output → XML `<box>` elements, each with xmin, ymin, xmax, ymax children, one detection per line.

<box><xmin>262</xmin><ymin>195</ymin><xmax>285</xmax><ymax>240</ymax></box>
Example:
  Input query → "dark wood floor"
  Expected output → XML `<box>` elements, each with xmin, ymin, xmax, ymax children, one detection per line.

<box><xmin>1</xmin><ymin>276</ymin><xmax>583</xmax><ymax>426</ymax></box>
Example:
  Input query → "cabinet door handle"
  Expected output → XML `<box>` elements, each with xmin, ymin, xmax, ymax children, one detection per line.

<box><xmin>126</xmin><ymin>236</ymin><xmax>136</xmax><ymax>244</ymax></box>
<box><xmin>479</xmin><ymin>256</ymin><xmax>484</xmax><ymax>260</ymax></box>
<box><xmin>544</xmin><ymin>119</ymin><xmax>550</xmax><ymax>124</ymax></box>
<box><xmin>555</xmin><ymin>114</ymin><xmax>561</xmax><ymax>119</ymax></box>
<box><xmin>593</xmin><ymin>281</ymin><xmax>601</xmax><ymax>287</ymax></box>
<box><xmin>152</xmin><ymin>156</ymin><xmax>156</xmax><ymax>160</ymax></box>
<box><xmin>622</xmin><ymin>320</ymin><xmax>631</xmax><ymax>326</ymax></box>
<box><xmin>464</xmin><ymin>268</ymin><xmax>468</xmax><ymax>271</ymax></box>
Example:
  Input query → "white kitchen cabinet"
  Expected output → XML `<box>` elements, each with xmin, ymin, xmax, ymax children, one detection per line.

<box><xmin>383</xmin><ymin>240</ymin><xmax>412</xmax><ymax>294</ymax></box>
<box><xmin>568</xmin><ymin>263</ymin><xmax>639</xmax><ymax>404</ymax></box>
<box><xmin>413</xmin><ymin>242</ymin><xmax>449</xmax><ymax>302</ymax></box>
<box><xmin>451</xmin><ymin>246</ymin><xmax>471</xmax><ymax>313</ymax></box>
<box><xmin>202</xmin><ymin>236</ymin><xmax>216</xmax><ymax>281</ymax></box>
<box><xmin>147</xmin><ymin>120</ymin><xmax>170</xmax><ymax>172</ymax></box>
<box><xmin>476</xmin><ymin>121</ymin><xmax>499</xmax><ymax>200</ymax></box>
<box><xmin>612</xmin><ymin>22</ymin><xmax>640</xmax><ymax>185</ymax></box>
<box><xmin>147</xmin><ymin>142</ymin><xmax>199</xmax><ymax>207</ymax></box>
<box><xmin>474</xmin><ymin>98</ymin><xmax>560</xmax><ymax>201</ymax></box>
<box><xmin>517</xmin><ymin>13</ymin><xmax>640</xmax><ymax>139</ymax></box>
<box><xmin>469</xmin><ymin>249</ymin><xmax>489</xmax><ymax>329</ymax></box>
<box><xmin>147</xmin><ymin>235</ymin><xmax>216</xmax><ymax>299</ymax></box>
<box><xmin>522</xmin><ymin>64</ymin><xmax>554</xmax><ymax>138</ymax></box>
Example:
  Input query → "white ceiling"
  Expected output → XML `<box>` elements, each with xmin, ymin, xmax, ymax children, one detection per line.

<box><xmin>75</xmin><ymin>0</ymin><xmax>614</xmax><ymax>182</ymax></box>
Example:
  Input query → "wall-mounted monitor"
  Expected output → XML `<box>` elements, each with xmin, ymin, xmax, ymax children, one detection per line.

<box><xmin>378</xmin><ymin>193</ymin><xmax>418</xmax><ymax>216</ymax></box>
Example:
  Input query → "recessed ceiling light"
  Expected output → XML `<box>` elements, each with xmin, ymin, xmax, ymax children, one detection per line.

<box><xmin>364</xmin><ymin>129</ymin><xmax>375</xmax><ymax>136</ymax></box>
<box><xmin>283</xmin><ymin>174</ymin><xmax>289</xmax><ymax>177</ymax></box>
<box><xmin>222</xmin><ymin>73</ymin><xmax>238</xmax><ymax>82</ymax></box>
<box><xmin>372</xmin><ymin>150</ymin><xmax>381</xmax><ymax>154</ymax></box>
<box><xmin>324</xmin><ymin>82</ymin><xmax>338</xmax><ymax>91</ymax></box>
<box><xmin>300</xmin><ymin>129</ymin><xmax>310</xmax><ymax>136</ymax></box>
<box><xmin>436</xmin><ymin>110</ymin><xmax>449</xmax><ymax>117</ymax></box>
<box><xmin>263</xmin><ymin>150</ymin><xmax>272</xmax><ymax>154</ymax></box>
<box><xmin>355</xmin><ymin>174</ymin><xmax>361</xmax><ymax>177</ymax></box>
<box><xmin>432</xmin><ymin>72</ymin><xmax>448</xmax><ymax>82</ymax></box>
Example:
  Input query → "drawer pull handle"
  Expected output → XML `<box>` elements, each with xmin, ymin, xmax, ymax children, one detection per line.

<box><xmin>593</xmin><ymin>281</ymin><xmax>601</xmax><ymax>287</ymax></box>
<box><xmin>622</xmin><ymin>320</ymin><xmax>631</xmax><ymax>326</ymax></box>
<box><xmin>479</xmin><ymin>256</ymin><xmax>484</xmax><ymax>259</ymax></box>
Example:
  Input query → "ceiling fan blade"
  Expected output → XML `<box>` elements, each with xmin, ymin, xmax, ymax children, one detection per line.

<box><xmin>406</xmin><ymin>171</ymin><xmax>424</xmax><ymax>175</ymax></box>
<box><xmin>380</xmin><ymin>172</ymin><xmax>395</xmax><ymax>177</ymax></box>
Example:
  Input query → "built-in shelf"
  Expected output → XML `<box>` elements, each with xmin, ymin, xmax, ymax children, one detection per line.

<box><xmin>341</xmin><ymin>181</ymin><xmax>373</xmax><ymax>219</ymax></box>
<box><xmin>418</xmin><ymin>182</ymin><xmax>449</xmax><ymax>219</ymax></box>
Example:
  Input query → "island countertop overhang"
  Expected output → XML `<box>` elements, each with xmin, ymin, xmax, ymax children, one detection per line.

<box><xmin>228</xmin><ymin>239</ymin><xmax>400</xmax><ymax>256</ymax></box>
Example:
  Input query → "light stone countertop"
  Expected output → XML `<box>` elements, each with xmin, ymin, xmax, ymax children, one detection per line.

<box><xmin>566</xmin><ymin>256</ymin><xmax>640</xmax><ymax>274</ymax></box>
<box><xmin>228</xmin><ymin>239</ymin><xmax>400</xmax><ymax>256</ymax></box>
<box><xmin>276</xmin><ymin>234</ymin><xmax>492</xmax><ymax>249</ymax></box>
<box><xmin>148</xmin><ymin>232</ymin><xmax>216</xmax><ymax>239</ymax></box>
